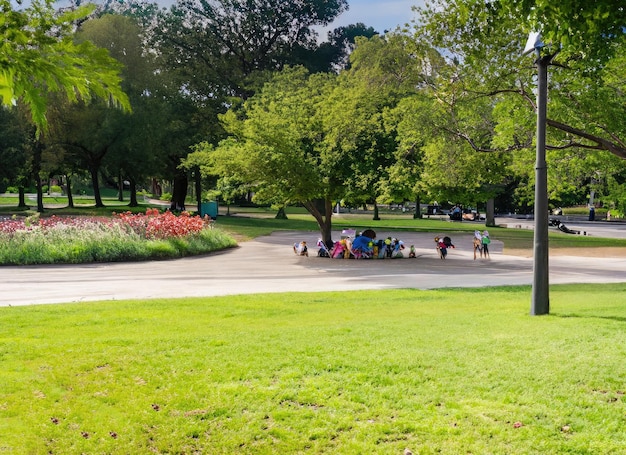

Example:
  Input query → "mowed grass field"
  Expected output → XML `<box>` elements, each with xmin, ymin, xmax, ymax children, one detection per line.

<box><xmin>2</xmin><ymin>285</ymin><xmax>626</xmax><ymax>454</ymax></box>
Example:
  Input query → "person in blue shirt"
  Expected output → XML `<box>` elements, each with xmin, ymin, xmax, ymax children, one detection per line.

<box><xmin>351</xmin><ymin>233</ymin><xmax>374</xmax><ymax>258</ymax></box>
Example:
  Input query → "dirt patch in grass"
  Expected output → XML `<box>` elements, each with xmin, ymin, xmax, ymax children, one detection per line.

<box><xmin>505</xmin><ymin>247</ymin><xmax>626</xmax><ymax>258</ymax></box>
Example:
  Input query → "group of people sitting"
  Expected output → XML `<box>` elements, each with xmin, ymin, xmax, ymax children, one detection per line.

<box><xmin>294</xmin><ymin>229</ymin><xmax>492</xmax><ymax>260</ymax></box>
<box><xmin>314</xmin><ymin>230</ymin><xmax>414</xmax><ymax>259</ymax></box>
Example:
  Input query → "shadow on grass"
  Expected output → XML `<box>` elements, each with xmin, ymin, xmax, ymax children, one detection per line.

<box><xmin>552</xmin><ymin>313</ymin><xmax>626</xmax><ymax>323</ymax></box>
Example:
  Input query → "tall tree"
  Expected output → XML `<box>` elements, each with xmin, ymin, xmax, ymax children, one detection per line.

<box><xmin>187</xmin><ymin>66</ymin><xmax>347</xmax><ymax>245</ymax></box>
<box><xmin>338</xmin><ymin>34</ymin><xmax>444</xmax><ymax>217</ymax></box>
<box><xmin>82</xmin><ymin>14</ymin><xmax>166</xmax><ymax>207</ymax></box>
<box><xmin>1</xmin><ymin>0</ymin><xmax>130</xmax><ymax>212</ymax></box>
<box><xmin>0</xmin><ymin>106</ymin><xmax>33</xmax><ymax>206</ymax></box>
<box><xmin>151</xmin><ymin>0</ymin><xmax>350</xmax><ymax>210</ymax></box>
<box><xmin>411</xmin><ymin>0</ymin><xmax>626</xmax><ymax>218</ymax></box>
<box><xmin>45</xmin><ymin>13</ymin><xmax>171</xmax><ymax>208</ymax></box>
<box><xmin>302</xmin><ymin>23</ymin><xmax>378</xmax><ymax>73</ymax></box>
<box><xmin>415</xmin><ymin>0</ymin><xmax>626</xmax><ymax>160</ymax></box>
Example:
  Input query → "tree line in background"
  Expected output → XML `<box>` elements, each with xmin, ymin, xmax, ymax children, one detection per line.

<box><xmin>1</xmin><ymin>0</ymin><xmax>625</xmax><ymax>244</ymax></box>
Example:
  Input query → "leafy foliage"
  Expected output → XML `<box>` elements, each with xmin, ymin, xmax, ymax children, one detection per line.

<box><xmin>153</xmin><ymin>0</ymin><xmax>348</xmax><ymax>100</ymax></box>
<box><xmin>413</xmin><ymin>0</ymin><xmax>626</xmax><ymax>210</ymax></box>
<box><xmin>0</xmin><ymin>0</ymin><xmax>130</xmax><ymax>133</ymax></box>
<box><xmin>500</xmin><ymin>0</ymin><xmax>626</xmax><ymax>64</ymax></box>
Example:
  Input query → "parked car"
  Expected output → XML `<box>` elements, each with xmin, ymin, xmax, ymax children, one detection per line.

<box><xmin>462</xmin><ymin>208</ymin><xmax>481</xmax><ymax>221</ymax></box>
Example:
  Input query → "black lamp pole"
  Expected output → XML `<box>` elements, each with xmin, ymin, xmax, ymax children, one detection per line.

<box><xmin>531</xmin><ymin>53</ymin><xmax>550</xmax><ymax>315</ymax></box>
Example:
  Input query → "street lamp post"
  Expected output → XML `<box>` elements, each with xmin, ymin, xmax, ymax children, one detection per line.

<box><xmin>523</xmin><ymin>32</ymin><xmax>551</xmax><ymax>315</ymax></box>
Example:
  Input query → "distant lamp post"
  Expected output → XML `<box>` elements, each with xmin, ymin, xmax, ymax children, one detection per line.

<box><xmin>523</xmin><ymin>31</ymin><xmax>553</xmax><ymax>316</ymax></box>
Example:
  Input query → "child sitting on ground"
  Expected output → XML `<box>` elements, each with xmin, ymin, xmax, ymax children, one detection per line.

<box><xmin>293</xmin><ymin>241</ymin><xmax>308</xmax><ymax>256</ymax></box>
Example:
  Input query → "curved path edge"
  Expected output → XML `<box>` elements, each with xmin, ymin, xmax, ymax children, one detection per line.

<box><xmin>2</xmin><ymin>231</ymin><xmax>625</xmax><ymax>306</ymax></box>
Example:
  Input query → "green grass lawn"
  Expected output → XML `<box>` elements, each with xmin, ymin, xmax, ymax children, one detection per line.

<box><xmin>3</xmin><ymin>284</ymin><xmax>626</xmax><ymax>454</ymax></box>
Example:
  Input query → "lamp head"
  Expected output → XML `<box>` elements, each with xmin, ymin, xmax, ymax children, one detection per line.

<box><xmin>522</xmin><ymin>31</ymin><xmax>544</xmax><ymax>56</ymax></box>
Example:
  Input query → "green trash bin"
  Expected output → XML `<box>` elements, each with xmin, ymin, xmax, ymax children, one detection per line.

<box><xmin>200</xmin><ymin>201</ymin><xmax>218</xmax><ymax>219</ymax></box>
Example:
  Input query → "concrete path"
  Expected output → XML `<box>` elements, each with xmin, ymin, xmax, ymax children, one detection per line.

<box><xmin>2</xmin><ymin>229</ymin><xmax>625</xmax><ymax>306</ymax></box>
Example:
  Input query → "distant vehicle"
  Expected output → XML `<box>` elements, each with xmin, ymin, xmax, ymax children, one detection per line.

<box><xmin>462</xmin><ymin>208</ymin><xmax>482</xmax><ymax>221</ymax></box>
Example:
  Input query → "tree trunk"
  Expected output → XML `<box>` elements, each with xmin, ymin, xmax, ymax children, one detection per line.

<box><xmin>18</xmin><ymin>187</ymin><xmax>27</xmax><ymax>208</ymax></box>
<box><xmin>275</xmin><ymin>206</ymin><xmax>288</xmax><ymax>219</ymax></box>
<box><xmin>194</xmin><ymin>167</ymin><xmax>202</xmax><ymax>214</ymax></box>
<box><xmin>151</xmin><ymin>178</ymin><xmax>162</xmax><ymax>197</ymax></box>
<box><xmin>66</xmin><ymin>175</ymin><xmax>74</xmax><ymax>208</ymax></box>
<box><xmin>373</xmin><ymin>201</ymin><xmax>380</xmax><ymax>220</ymax></box>
<box><xmin>486</xmin><ymin>198</ymin><xmax>496</xmax><ymax>227</ymax></box>
<box><xmin>89</xmin><ymin>166</ymin><xmax>104</xmax><ymax>208</ymax></box>
<box><xmin>128</xmin><ymin>177</ymin><xmax>138</xmax><ymax>207</ymax></box>
<box><xmin>304</xmin><ymin>197</ymin><xmax>333</xmax><ymax>247</ymax></box>
<box><xmin>170</xmin><ymin>173</ymin><xmax>188</xmax><ymax>211</ymax></box>
<box><xmin>118</xmin><ymin>169</ymin><xmax>124</xmax><ymax>202</ymax></box>
<box><xmin>36</xmin><ymin>178</ymin><xmax>44</xmax><ymax>213</ymax></box>
<box><xmin>33</xmin><ymin>143</ymin><xmax>44</xmax><ymax>213</ymax></box>
<box><xmin>414</xmin><ymin>195</ymin><xmax>422</xmax><ymax>219</ymax></box>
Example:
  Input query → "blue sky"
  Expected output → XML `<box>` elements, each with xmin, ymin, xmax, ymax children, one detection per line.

<box><xmin>20</xmin><ymin>0</ymin><xmax>422</xmax><ymax>35</ymax></box>
<box><xmin>326</xmin><ymin>0</ymin><xmax>421</xmax><ymax>34</ymax></box>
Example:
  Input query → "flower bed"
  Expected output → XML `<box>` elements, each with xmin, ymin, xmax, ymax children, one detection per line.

<box><xmin>0</xmin><ymin>209</ymin><xmax>235</xmax><ymax>265</ymax></box>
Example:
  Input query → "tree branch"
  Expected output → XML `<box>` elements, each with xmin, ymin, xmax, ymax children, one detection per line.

<box><xmin>546</xmin><ymin>118</ymin><xmax>626</xmax><ymax>159</ymax></box>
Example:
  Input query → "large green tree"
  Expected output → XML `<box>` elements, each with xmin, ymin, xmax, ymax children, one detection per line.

<box><xmin>412</xmin><ymin>0</ymin><xmax>626</xmax><ymax>214</ymax></box>
<box><xmin>45</xmin><ymin>14</ymin><xmax>154</xmax><ymax>207</ymax></box>
<box><xmin>415</xmin><ymin>0</ymin><xmax>626</xmax><ymax>157</ymax></box>
<box><xmin>1</xmin><ymin>0</ymin><xmax>130</xmax><ymax>212</ymax></box>
<box><xmin>188</xmin><ymin>66</ymin><xmax>347</xmax><ymax>245</ymax></box>
<box><xmin>79</xmin><ymin>14</ymin><xmax>166</xmax><ymax>207</ymax></box>
<box><xmin>0</xmin><ymin>106</ymin><xmax>33</xmax><ymax>204</ymax></box>
<box><xmin>151</xmin><ymin>0</ymin><xmax>357</xmax><ymax>210</ymax></box>
<box><xmin>321</xmin><ymin>34</ymin><xmax>435</xmax><ymax>219</ymax></box>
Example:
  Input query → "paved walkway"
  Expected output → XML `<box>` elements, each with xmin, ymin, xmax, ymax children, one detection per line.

<box><xmin>2</xmin><ymin>229</ymin><xmax>625</xmax><ymax>306</ymax></box>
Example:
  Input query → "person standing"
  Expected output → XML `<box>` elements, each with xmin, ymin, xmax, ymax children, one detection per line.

<box><xmin>481</xmin><ymin>231</ymin><xmax>491</xmax><ymax>258</ymax></box>
<box><xmin>473</xmin><ymin>230</ymin><xmax>483</xmax><ymax>260</ymax></box>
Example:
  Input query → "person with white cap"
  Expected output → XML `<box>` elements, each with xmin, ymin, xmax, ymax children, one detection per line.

<box><xmin>481</xmin><ymin>230</ymin><xmax>491</xmax><ymax>258</ymax></box>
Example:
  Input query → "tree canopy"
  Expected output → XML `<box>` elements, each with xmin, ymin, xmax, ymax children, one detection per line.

<box><xmin>153</xmin><ymin>0</ymin><xmax>348</xmax><ymax>101</ymax></box>
<box><xmin>500</xmin><ymin>0</ymin><xmax>626</xmax><ymax>63</ymax></box>
<box><xmin>0</xmin><ymin>0</ymin><xmax>130</xmax><ymax>133</ymax></box>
